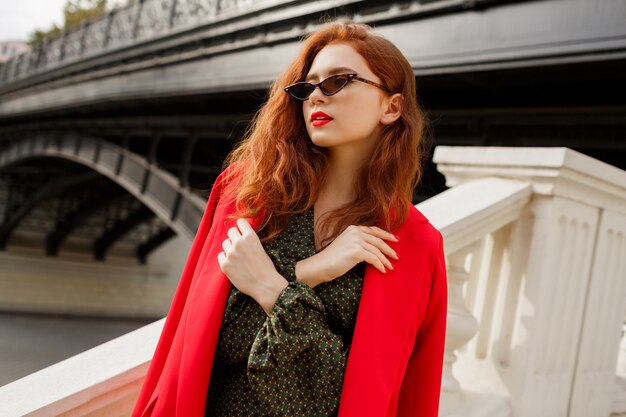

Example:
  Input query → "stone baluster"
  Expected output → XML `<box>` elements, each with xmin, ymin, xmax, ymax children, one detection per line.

<box><xmin>440</xmin><ymin>247</ymin><xmax>480</xmax><ymax>414</ymax></box>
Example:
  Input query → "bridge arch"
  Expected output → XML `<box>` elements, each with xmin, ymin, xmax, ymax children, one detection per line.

<box><xmin>0</xmin><ymin>133</ymin><xmax>208</xmax><ymax>257</ymax></box>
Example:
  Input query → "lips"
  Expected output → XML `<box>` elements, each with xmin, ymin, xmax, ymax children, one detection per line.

<box><xmin>310</xmin><ymin>111</ymin><xmax>333</xmax><ymax>126</ymax></box>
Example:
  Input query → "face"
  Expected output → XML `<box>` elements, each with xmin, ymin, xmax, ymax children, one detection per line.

<box><xmin>300</xmin><ymin>43</ymin><xmax>391</xmax><ymax>153</ymax></box>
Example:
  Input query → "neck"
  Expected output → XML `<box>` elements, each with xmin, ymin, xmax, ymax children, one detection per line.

<box><xmin>320</xmin><ymin>140</ymin><xmax>375</xmax><ymax>204</ymax></box>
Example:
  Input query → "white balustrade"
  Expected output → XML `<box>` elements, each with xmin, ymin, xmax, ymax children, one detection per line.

<box><xmin>421</xmin><ymin>146</ymin><xmax>626</xmax><ymax>417</ymax></box>
<box><xmin>0</xmin><ymin>146</ymin><xmax>625</xmax><ymax>417</ymax></box>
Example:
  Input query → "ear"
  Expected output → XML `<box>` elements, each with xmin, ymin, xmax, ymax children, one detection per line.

<box><xmin>380</xmin><ymin>93</ymin><xmax>403</xmax><ymax>125</ymax></box>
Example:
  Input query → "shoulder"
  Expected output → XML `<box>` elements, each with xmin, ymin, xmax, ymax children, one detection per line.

<box><xmin>210</xmin><ymin>163</ymin><xmax>245</xmax><ymax>199</ymax></box>
<box><xmin>213</xmin><ymin>163</ymin><xmax>241</xmax><ymax>187</ymax></box>
<box><xmin>395</xmin><ymin>205</ymin><xmax>444</xmax><ymax>269</ymax></box>
<box><xmin>403</xmin><ymin>205</ymin><xmax>443</xmax><ymax>245</ymax></box>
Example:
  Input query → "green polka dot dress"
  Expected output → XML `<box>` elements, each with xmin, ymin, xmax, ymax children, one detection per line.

<box><xmin>204</xmin><ymin>206</ymin><xmax>365</xmax><ymax>417</ymax></box>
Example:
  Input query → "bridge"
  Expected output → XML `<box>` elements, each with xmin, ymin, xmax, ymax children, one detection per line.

<box><xmin>0</xmin><ymin>0</ymin><xmax>626</xmax><ymax>416</ymax></box>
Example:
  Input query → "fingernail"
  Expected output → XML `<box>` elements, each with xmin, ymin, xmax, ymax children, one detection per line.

<box><xmin>394</xmin><ymin>235</ymin><xmax>400</xmax><ymax>240</ymax></box>
<box><xmin>390</xmin><ymin>264</ymin><xmax>394</xmax><ymax>270</ymax></box>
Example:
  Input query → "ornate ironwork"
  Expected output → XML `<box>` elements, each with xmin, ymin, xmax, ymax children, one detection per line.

<box><xmin>172</xmin><ymin>0</ymin><xmax>219</xmax><ymax>28</ymax></box>
<box><xmin>63</xmin><ymin>26</ymin><xmax>87</xmax><ymax>61</ymax></box>
<box><xmin>11</xmin><ymin>55</ymin><xmax>25</xmax><ymax>79</ymax></box>
<box><xmin>0</xmin><ymin>0</ymin><xmax>300</xmax><ymax>85</ymax></box>
<box><xmin>136</xmin><ymin>0</ymin><xmax>172</xmax><ymax>40</ymax></box>
<box><xmin>83</xmin><ymin>17</ymin><xmax>111</xmax><ymax>55</ymax></box>
<box><xmin>45</xmin><ymin>36</ymin><xmax>65</xmax><ymax>67</ymax></box>
<box><xmin>0</xmin><ymin>172</ymin><xmax>100</xmax><ymax>250</ymax></box>
<box><xmin>107</xmin><ymin>5</ymin><xmax>137</xmax><ymax>49</ymax></box>
<box><xmin>219</xmin><ymin>0</ymin><xmax>258</xmax><ymax>14</ymax></box>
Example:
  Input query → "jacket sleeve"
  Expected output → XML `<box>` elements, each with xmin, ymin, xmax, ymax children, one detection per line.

<box><xmin>396</xmin><ymin>230</ymin><xmax>448</xmax><ymax>417</ymax></box>
<box><xmin>131</xmin><ymin>168</ymin><xmax>227</xmax><ymax>417</ymax></box>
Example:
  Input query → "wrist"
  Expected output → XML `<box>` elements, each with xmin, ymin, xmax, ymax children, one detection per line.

<box><xmin>255</xmin><ymin>272</ymin><xmax>288</xmax><ymax>316</ymax></box>
<box><xmin>295</xmin><ymin>256</ymin><xmax>326</xmax><ymax>289</ymax></box>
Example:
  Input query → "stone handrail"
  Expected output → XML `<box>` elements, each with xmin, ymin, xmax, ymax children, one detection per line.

<box><xmin>1</xmin><ymin>146</ymin><xmax>625</xmax><ymax>417</ymax></box>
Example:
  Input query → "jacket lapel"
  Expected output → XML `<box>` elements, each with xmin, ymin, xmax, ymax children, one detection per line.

<box><xmin>337</xmin><ymin>211</ymin><xmax>428</xmax><ymax>416</ymax></box>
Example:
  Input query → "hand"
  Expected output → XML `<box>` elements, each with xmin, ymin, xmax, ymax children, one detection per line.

<box><xmin>217</xmin><ymin>218</ymin><xmax>288</xmax><ymax>314</ymax></box>
<box><xmin>296</xmin><ymin>225</ymin><xmax>399</xmax><ymax>287</ymax></box>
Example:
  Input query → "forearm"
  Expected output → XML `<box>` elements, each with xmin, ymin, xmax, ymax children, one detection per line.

<box><xmin>294</xmin><ymin>256</ymin><xmax>328</xmax><ymax>289</ymax></box>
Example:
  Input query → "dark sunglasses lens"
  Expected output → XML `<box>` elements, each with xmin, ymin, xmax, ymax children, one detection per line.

<box><xmin>288</xmin><ymin>83</ymin><xmax>315</xmax><ymax>100</ymax></box>
<box><xmin>321</xmin><ymin>75</ymin><xmax>351</xmax><ymax>95</ymax></box>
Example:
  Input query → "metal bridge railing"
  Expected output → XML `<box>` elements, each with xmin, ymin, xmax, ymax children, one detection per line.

<box><xmin>0</xmin><ymin>0</ymin><xmax>295</xmax><ymax>85</ymax></box>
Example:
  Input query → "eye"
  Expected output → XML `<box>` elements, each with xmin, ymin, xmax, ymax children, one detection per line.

<box><xmin>330</xmin><ymin>75</ymin><xmax>349</xmax><ymax>87</ymax></box>
<box><xmin>322</xmin><ymin>75</ymin><xmax>350</xmax><ymax>94</ymax></box>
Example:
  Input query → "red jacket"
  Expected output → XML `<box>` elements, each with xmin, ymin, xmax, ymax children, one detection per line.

<box><xmin>132</xmin><ymin>168</ymin><xmax>448</xmax><ymax>417</ymax></box>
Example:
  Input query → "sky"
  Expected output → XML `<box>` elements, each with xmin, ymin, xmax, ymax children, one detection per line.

<box><xmin>0</xmin><ymin>0</ymin><xmax>126</xmax><ymax>42</ymax></box>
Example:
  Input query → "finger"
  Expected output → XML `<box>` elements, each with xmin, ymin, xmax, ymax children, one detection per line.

<box><xmin>221</xmin><ymin>238</ymin><xmax>232</xmax><ymax>253</ymax></box>
<box><xmin>363</xmin><ymin>241</ymin><xmax>394</xmax><ymax>271</ymax></box>
<box><xmin>358</xmin><ymin>244</ymin><xmax>388</xmax><ymax>273</ymax></box>
<box><xmin>217</xmin><ymin>251</ymin><xmax>226</xmax><ymax>267</ymax></box>
<box><xmin>362</xmin><ymin>225</ymin><xmax>398</xmax><ymax>242</ymax></box>
<box><xmin>236</xmin><ymin>218</ymin><xmax>255</xmax><ymax>235</ymax></box>
<box><xmin>227</xmin><ymin>226</ymin><xmax>241</xmax><ymax>242</ymax></box>
<box><xmin>362</xmin><ymin>233</ymin><xmax>399</xmax><ymax>260</ymax></box>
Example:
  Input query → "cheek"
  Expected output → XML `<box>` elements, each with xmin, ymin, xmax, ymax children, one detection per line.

<box><xmin>340</xmin><ymin>97</ymin><xmax>381</xmax><ymax>134</ymax></box>
<box><xmin>302</xmin><ymin>92</ymin><xmax>382</xmax><ymax>139</ymax></box>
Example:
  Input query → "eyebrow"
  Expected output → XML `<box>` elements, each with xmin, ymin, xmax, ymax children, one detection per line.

<box><xmin>305</xmin><ymin>66</ymin><xmax>357</xmax><ymax>82</ymax></box>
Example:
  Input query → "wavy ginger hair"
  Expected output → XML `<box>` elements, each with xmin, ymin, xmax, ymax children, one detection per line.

<box><xmin>221</xmin><ymin>21</ymin><xmax>428</xmax><ymax>249</ymax></box>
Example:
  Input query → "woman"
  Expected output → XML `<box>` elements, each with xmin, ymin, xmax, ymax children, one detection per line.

<box><xmin>132</xmin><ymin>20</ymin><xmax>447</xmax><ymax>417</ymax></box>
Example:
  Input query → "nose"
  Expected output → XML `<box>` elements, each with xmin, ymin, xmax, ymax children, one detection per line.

<box><xmin>308</xmin><ymin>84</ymin><xmax>326</xmax><ymax>104</ymax></box>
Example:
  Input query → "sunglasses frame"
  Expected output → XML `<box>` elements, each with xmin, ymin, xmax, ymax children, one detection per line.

<box><xmin>284</xmin><ymin>73</ymin><xmax>391</xmax><ymax>101</ymax></box>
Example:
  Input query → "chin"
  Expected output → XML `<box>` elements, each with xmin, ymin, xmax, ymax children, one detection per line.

<box><xmin>309</xmin><ymin>137</ymin><xmax>338</xmax><ymax>148</ymax></box>
<box><xmin>308</xmin><ymin>128</ymin><xmax>363</xmax><ymax>148</ymax></box>
<box><xmin>308</xmin><ymin>133</ymin><xmax>332</xmax><ymax>147</ymax></box>
<box><xmin>310</xmin><ymin>134</ymin><xmax>362</xmax><ymax>149</ymax></box>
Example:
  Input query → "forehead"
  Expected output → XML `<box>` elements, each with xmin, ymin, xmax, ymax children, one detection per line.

<box><xmin>305</xmin><ymin>43</ymin><xmax>372</xmax><ymax>80</ymax></box>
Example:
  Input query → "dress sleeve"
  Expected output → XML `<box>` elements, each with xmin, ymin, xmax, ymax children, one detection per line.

<box><xmin>214</xmin><ymin>288</ymin><xmax>266</xmax><ymax>365</ymax></box>
<box><xmin>213</xmin><ymin>257</ymin><xmax>303</xmax><ymax>365</ymax></box>
<box><xmin>247</xmin><ymin>280</ymin><xmax>348</xmax><ymax>417</ymax></box>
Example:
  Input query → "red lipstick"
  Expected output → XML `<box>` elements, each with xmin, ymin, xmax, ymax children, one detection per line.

<box><xmin>310</xmin><ymin>111</ymin><xmax>333</xmax><ymax>126</ymax></box>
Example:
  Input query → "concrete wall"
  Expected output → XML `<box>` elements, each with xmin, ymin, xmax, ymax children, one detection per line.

<box><xmin>0</xmin><ymin>235</ymin><xmax>191</xmax><ymax>319</ymax></box>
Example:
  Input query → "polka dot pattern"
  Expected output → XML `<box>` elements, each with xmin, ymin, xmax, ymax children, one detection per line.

<box><xmin>204</xmin><ymin>207</ymin><xmax>365</xmax><ymax>416</ymax></box>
